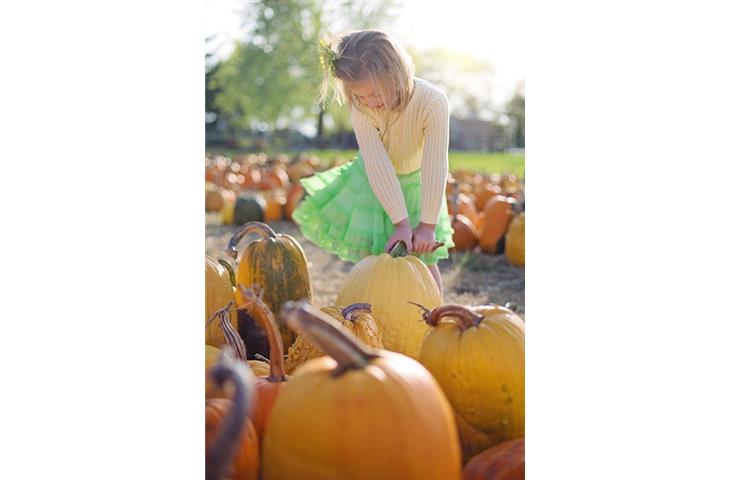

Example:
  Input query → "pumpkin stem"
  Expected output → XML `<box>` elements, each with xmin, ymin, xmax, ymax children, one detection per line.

<box><xmin>205</xmin><ymin>351</ymin><xmax>256</xmax><ymax>480</ymax></box>
<box><xmin>427</xmin><ymin>304</ymin><xmax>484</xmax><ymax>331</ymax></box>
<box><xmin>206</xmin><ymin>301</ymin><xmax>235</xmax><ymax>328</ymax></box>
<box><xmin>219</xmin><ymin>307</ymin><xmax>247</xmax><ymax>362</ymax></box>
<box><xmin>389</xmin><ymin>240</ymin><xmax>409</xmax><ymax>257</ymax></box>
<box><xmin>389</xmin><ymin>240</ymin><xmax>445</xmax><ymax>257</ymax></box>
<box><xmin>407</xmin><ymin>301</ymin><xmax>436</xmax><ymax>326</ymax></box>
<box><xmin>341</xmin><ymin>303</ymin><xmax>372</xmax><ymax>322</ymax></box>
<box><xmin>430</xmin><ymin>241</ymin><xmax>446</xmax><ymax>252</ymax></box>
<box><xmin>238</xmin><ymin>285</ymin><xmax>286</xmax><ymax>382</ymax></box>
<box><xmin>226</xmin><ymin>221</ymin><xmax>278</xmax><ymax>260</ymax></box>
<box><xmin>281</xmin><ymin>301</ymin><xmax>379</xmax><ymax>376</ymax></box>
<box><xmin>217</xmin><ymin>258</ymin><xmax>237</xmax><ymax>287</ymax></box>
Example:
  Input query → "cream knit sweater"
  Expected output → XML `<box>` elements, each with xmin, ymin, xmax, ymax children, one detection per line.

<box><xmin>349</xmin><ymin>76</ymin><xmax>449</xmax><ymax>225</ymax></box>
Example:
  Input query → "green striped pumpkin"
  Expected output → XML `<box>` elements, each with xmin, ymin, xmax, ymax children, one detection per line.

<box><xmin>227</xmin><ymin>222</ymin><xmax>313</xmax><ymax>351</ymax></box>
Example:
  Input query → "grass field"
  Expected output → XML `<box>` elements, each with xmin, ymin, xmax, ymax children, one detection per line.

<box><xmin>209</xmin><ymin>148</ymin><xmax>524</xmax><ymax>177</ymax></box>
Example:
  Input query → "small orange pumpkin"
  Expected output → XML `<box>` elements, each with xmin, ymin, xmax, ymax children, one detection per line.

<box><xmin>206</xmin><ymin>187</ymin><xmax>225</xmax><ymax>212</ymax></box>
<box><xmin>479</xmin><ymin>195</ymin><xmax>515</xmax><ymax>254</ymax></box>
<box><xmin>263</xmin><ymin>192</ymin><xmax>286</xmax><ymax>222</ymax></box>
<box><xmin>242</xmin><ymin>169</ymin><xmax>262</xmax><ymax>189</ymax></box>
<box><xmin>451</xmin><ymin>214</ymin><xmax>479</xmax><ymax>251</ymax></box>
<box><xmin>505</xmin><ymin>213</ymin><xmax>525</xmax><ymax>267</ymax></box>
<box><xmin>285</xmin><ymin>183</ymin><xmax>305</xmax><ymax>220</ymax></box>
<box><xmin>474</xmin><ymin>183</ymin><xmax>503</xmax><ymax>210</ymax></box>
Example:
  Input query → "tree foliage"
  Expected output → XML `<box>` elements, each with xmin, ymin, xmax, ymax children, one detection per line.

<box><xmin>506</xmin><ymin>83</ymin><xmax>525</xmax><ymax>148</ymax></box>
<box><xmin>208</xmin><ymin>0</ymin><xmax>400</xmax><ymax>133</ymax></box>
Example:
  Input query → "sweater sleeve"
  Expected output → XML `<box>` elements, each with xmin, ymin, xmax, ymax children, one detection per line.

<box><xmin>420</xmin><ymin>89</ymin><xmax>450</xmax><ymax>224</ymax></box>
<box><xmin>350</xmin><ymin>107</ymin><xmax>409</xmax><ymax>224</ymax></box>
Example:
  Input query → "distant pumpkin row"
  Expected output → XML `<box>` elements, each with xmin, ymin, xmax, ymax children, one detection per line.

<box><xmin>206</xmin><ymin>153</ymin><xmax>526</xmax><ymax>267</ymax></box>
<box><xmin>204</xmin><ymin>221</ymin><xmax>525</xmax><ymax>480</ymax></box>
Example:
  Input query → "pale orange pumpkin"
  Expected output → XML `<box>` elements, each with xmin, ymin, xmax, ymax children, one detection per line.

<box><xmin>205</xmin><ymin>256</ymin><xmax>238</xmax><ymax>347</ymax></box>
<box><xmin>284</xmin><ymin>303</ymin><xmax>383</xmax><ymax>374</ymax></box>
<box><xmin>416</xmin><ymin>304</ymin><xmax>525</xmax><ymax>461</ymax></box>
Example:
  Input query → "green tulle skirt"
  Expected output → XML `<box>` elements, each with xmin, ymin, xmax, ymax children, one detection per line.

<box><xmin>292</xmin><ymin>152</ymin><xmax>454</xmax><ymax>265</ymax></box>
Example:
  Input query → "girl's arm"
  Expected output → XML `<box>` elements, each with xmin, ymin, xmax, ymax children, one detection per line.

<box><xmin>350</xmin><ymin>107</ymin><xmax>409</xmax><ymax>225</ymax></box>
<box><xmin>419</xmin><ymin>89</ymin><xmax>450</xmax><ymax>225</ymax></box>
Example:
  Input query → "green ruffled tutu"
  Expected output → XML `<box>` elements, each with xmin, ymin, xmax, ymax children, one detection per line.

<box><xmin>292</xmin><ymin>152</ymin><xmax>454</xmax><ymax>265</ymax></box>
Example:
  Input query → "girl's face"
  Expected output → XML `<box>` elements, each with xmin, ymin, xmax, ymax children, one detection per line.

<box><xmin>350</xmin><ymin>79</ymin><xmax>386</xmax><ymax>110</ymax></box>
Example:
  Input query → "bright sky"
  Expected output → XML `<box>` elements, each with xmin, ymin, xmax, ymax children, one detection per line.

<box><xmin>206</xmin><ymin>0</ymin><xmax>525</xmax><ymax>105</ymax></box>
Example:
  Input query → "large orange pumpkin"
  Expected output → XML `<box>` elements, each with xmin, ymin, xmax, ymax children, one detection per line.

<box><xmin>479</xmin><ymin>195</ymin><xmax>515</xmax><ymax>254</ymax></box>
<box><xmin>205</xmin><ymin>353</ymin><xmax>259</xmax><ymax>480</ymax></box>
<box><xmin>262</xmin><ymin>302</ymin><xmax>462</xmax><ymax>480</ymax></box>
<box><xmin>462</xmin><ymin>438</ymin><xmax>525</xmax><ymax>480</ymax></box>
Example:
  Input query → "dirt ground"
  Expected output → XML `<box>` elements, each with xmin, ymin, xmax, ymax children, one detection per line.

<box><xmin>206</xmin><ymin>214</ymin><xmax>525</xmax><ymax>318</ymax></box>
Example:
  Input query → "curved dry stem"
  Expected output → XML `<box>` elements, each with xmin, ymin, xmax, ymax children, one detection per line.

<box><xmin>253</xmin><ymin>353</ymin><xmax>271</xmax><ymax>364</ymax></box>
<box><xmin>226</xmin><ymin>221</ymin><xmax>278</xmax><ymax>260</ymax></box>
<box><xmin>428</xmin><ymin>304</ymin><xmax>484</xmax><ymax>331</ymax></box>
<box><xmin>389</xmin><ymin>240</ymin><xmax>409</xmax><ymax>257</ymax></box>
<box><xmin>341</xmin><ymin>303</ymin><xmax>372</xmax><ymax>322</ymax></box>
<box><xmin>407</xmin><ymin>301</ymin><xmax>435</xmax><ymax>326</ymax></box>
<box><xmin>217</xmin><ymin>258</ymin><xmax>237</xmax><ymax>287</ymax></box>
<box><xmin>219</xmin><ymin>307</ymin><xmax>247</xmax><ymax>362</ymax></box>
<box><xmin>238</xmin><ymin>285</ymin><xmax>286</xmax><ymax>382</ymax></box>
<box><xmin>205</xmin><ymin>352</ymin><xmax>256</xmax><ymax>480</ymax></box>
<box><xmin>206</xmin><ymin>301</ymin><xmax>235</xmax><ymax>328</ymax></box>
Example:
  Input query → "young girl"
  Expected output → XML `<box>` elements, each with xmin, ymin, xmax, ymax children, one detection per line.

<box><xmin>292</xmin><ymin>29</ymin><xmax>454</xmax><ymax>294</ymax></box>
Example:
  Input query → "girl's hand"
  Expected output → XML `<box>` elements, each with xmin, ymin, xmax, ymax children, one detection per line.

<box><xmin>385</xmin><ymin>219</ymin><xmax>413</xmax><ymax>253</ymax></box>
<box><xmin>412</xmin><ymin>222</ymin><xmax>436</xmax><ymax>253</ymax></box>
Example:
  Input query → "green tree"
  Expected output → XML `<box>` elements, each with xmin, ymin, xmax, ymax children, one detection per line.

<box><xmin>506</xmin><ymin>83</ymin><xmax>525</xmax><ymax>148</ymax></box>
<box><xmin>209</xmin><ymin>0</ymin><xmax>323</xmax><ymax>131</ymax></box>
<box><xmin>208</xmin><ymin>0</ymin><xmax>400</xmax><ymax>144</ymax></box>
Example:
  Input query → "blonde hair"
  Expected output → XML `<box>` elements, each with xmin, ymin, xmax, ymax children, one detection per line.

<box><xmin>318</xmin><ymin>30</ymin><xmax>415</xmax><ymax>115</ymax></box>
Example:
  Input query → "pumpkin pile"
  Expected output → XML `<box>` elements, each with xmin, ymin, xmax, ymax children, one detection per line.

<box><xmin>204</xmin><ymin>220</ymin><xmax>526</xmax><ymax>478</ymax></box>
<box><xmin>446</xmin><ymin>170</ymin><xmax>525</xmax><ymax>267</ymax></box>
<box><xmin>206</xmin><ymin>152</ymin><xmax>525</xmax><ymax>267</ymax></box>
<box><xmin>205</xmin><ymin>152</ymin><xmax>347</xmax><ymax>226</ymax></box>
